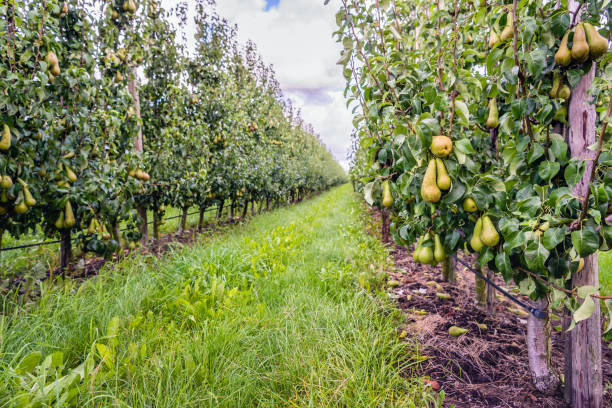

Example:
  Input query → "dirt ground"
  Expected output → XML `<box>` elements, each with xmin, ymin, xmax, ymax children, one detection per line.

<box><xmin>381</xmin><ymin>227</ymin><xmax>612</xmax><ymax>407</ymax></box>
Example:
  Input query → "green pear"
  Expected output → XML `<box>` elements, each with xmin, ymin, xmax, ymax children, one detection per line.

<box><xmin>486</xmin><ymin>98</ymin><xmax>499</xmax><ymax>129</ymax></box>
<box><xmin>0</xmin><ymin>123</ymin><xmax>11</xmax><ymax>150</ymax></box>
<box><xmin>64</xmin><ymin>202</ymin><xmax>76</xmax><ymax>228</ymax></box>
<box><xmin>488</xmin><ymin>30</ymin><xmax>500</xmax><ymax>48</ymax></box>
<box><xmin>470</xmin><ymin>217</ymin><xmax>484</xmax><ymax>252</ymax></box>
<box><xmin>463</xmin><ymin>197</ymin><xmax>478</xmax><ymax>213</ymax></box>
<box><xmin>555</xmin><ymin>31</ymin><xmax>572</xmax><ymax>66</ymax></box>
<box><xmin>499</xmin><ymin>13</ymin><xmax>513</xmax><ymax>42</ymax></box>
<box><xmin>480</xmin><ymin>215</ymin><xmax>500</xmax><ymax>247</ymax></box>
<box><xmin>55</xmin><ymin>211</ymin><xmax>65</xmax><ymax>229</ymax></box>
<box><xmin>435</xmin><ymin>158</ymin><xmax>451</xmax><ymax>190</ymax></box>
<box><xmin>583</xmin><ymin>22</ymin><xmax>608</xmax><ymax>60</ymax></box>
<box><xmin>382</xmin><ymin>180</ymin><xmax>394</xmax><ymax>207</ymax></box>
<box><xmin>430</xmin><ymin>135</ymin><xmax>453</xmax><ymax>158</ymax></box>
<box><xmin>434</xmin><ymin>233</ymin><xmax>446</xmax><ymax>263</ymax></box>
<box><xmin>571</xmin><ymin>24</ymin><xmax>589</xmax><ymax>63</ymax></box>
<box><xmin>449</xmin><ymin>326</ymin><xmax>468</xmax><ymax>337</ymax></box>
<box><xmin>421</xmin><ymin>159</ymin><xmax>441</xmax><ymax>203</ymax></box>
<box><xmin>0</xmin><ymin>175</ymin><xmax>12</xmax><ymax>189</ymax></box>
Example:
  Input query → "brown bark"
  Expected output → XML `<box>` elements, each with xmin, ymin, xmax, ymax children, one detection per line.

<box><xmin>251</xmin><ymin>200</ymin><xmax>255</xmax><ymax>215</ymax></box>
<box><xmin>474</xmin><ymin>269</ymin><xmax>486</xmax><ymax>309</ymax></box>
<box><xmin>230</xmin><ymin>200</ymin><xmax>235</xmax><ymax>219</ymax></box>
<box><xmin>198</xmin><ymin>207</ymin><xmax>206</xmax><ymax>232</ymax></box>
<box><xmin>153</xmin><ymin>209</ymin><xmax>161</xmax><ymax>241</ymax></box>
<box><xmin>564</xmin><ymin>53</ymin><xmax>602</xmax><ymax>407</ymax></box>
<box><xmin>112</xmin><ymin>223</ymin><xmax>120</xmax><ymax>248</ymax></box>
<box><xmin>241</xmin><ymin>200</ymin><xmax>248</xmax><ymax>219</ymax></box>
<box><xmin>59</xmin><ymin>229</ymin><xmax>72</xmax><ymax>273</ymax></box>
<box><xmin>266</xmin><ymin>196</ymin><xmax>270</xmax><ymax>211</ymax></box>
<box><xmin>486</xmin><ymin>267</ymin><xmax>496</xmax><ymax>315</ymax></box>
<box><xmin>137</xmin><ymin>207</ymin><xmax>148</xmax><ymax>242</ymax></box>
<box><xmin>381</xmin><ymin>208</ymin><xmax>390</xmax><ymax>244</ymax></box>
<box><xmin>178</xmin><ymin>208</ymin><xmax>188</xmax><ymax>235</ymax></box>
<box><xmin>442</xmin><ymin>257</ymin><xmax>456</xmax><ymax>284</ymax></box>
<box><xmin>0</xmin><ymin>229</ymin><xmax>3</xmax><ymax>261</ymax></box>
<box><xmin>527</xmin><ymin>298</ymin><xmax>560</xmax><ymax>394</ymax></box>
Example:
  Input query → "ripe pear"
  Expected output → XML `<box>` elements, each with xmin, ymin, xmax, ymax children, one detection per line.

<box><xmin>463</xmin><ymin>197</ymin><xmax>478</xmax><ymax>213</ymax></box>
<box><xmin>486</xmin><ymin>98</ymin><xmax>499</xmax><ymax>128</ymax></box>
<box><xmin>382</xmin><ymin>180</ymin><xmax>394</xmax><ymax>207</ymax></box>
<box><xmin>64</xmin><ymin>202</ymin><xmax>76</xmax><ymax>228</ymax></box>
<box><xmin>23</xmin><ymin>186</ymin><xmax>36</xmax><ymax>207</ymax></box>
<box><xmin>88</xmin><ymin>218</ymin><xmax>97</xmax><ymax>235</ymax></box>
<box><xmin>419</xmin><ymin>244</ymin><xmax>434</xmax><ymax>265</ymax></box>
<box><xmin>55</xmin><ymin>211</ymin><xmax>65</xmax><ymax>229</ymax></box>
<box><xmin>480</xmin><ymin>215</ymin><xmax>500</xmax><ymax>247</ymax></box>
<box><xmin>0</xmin><ymin>188</ymin><xmax>8</xmax><ymax>203</ymax></box>
<box><xmin>421</xmin><ymin>159</ymin><xmax>441</xmax><ymax>203</ymax></box>
<box><xmin>430</xmin><ymin>135</ymin><xmax>453</xmax><ymax>158</ymax></box>
<box><xmin>435</xmin><ymin>159</ymin><xmax>451</xmax><ymax>190</ymax></box>
<box><xmin>413</xmin><ymin>236</ymin><xmax>424</xmax><ymax>261</ymax></box>
<box><xmin>500</xmin><ymin>13</ymin><xmax>513</xmax><ymax>42</ymax></box>
<box><xmin>488</xmin><ymin>30</ymin><xmax>500</xmax><ymax>48</ymax></box>
<box><xmin>470</xmin><ymin>217</ymin><xmax>484</xmax><ymax>252</ymax></box>
<box><xmin>50</xmin><ymin>63</ymin><xmax>61</xmax><ymax>77</ymax></box>
<box><xmin>555</xmin><ymin>31</ymin><xmax>572</xmax><ymax>66</ymax></box>
<box><xmin>14</xmin><ymin>197</ymin><xmax>28</xmax><ymax>215</ymax></box>
<box><xmin>583</xmin><ymin>22</ymin><xmax>608</xmax><ymax>60</ymax></box>
<box><xmin>449</xmin><ymin>326</ymin><xmax>468</xmax><ymax>337</ymax></box>
<box><xmin>434</xmin><ymin>234</ymin><xmax>446</xmax><ymax>263</ymax></box>
<box><xmin>571</xmin><ymin>24</ymin><xmax>589</xmax><ymax>63</ymax></box>
<box><xmin>1</xmin><ymin>175</ymin><xmax>12</xmax><ymax>189</ymax></box>
<box><xmin>123</xmin><ymin>0</ymin><xmax>137</xmax><ymax>13</ymax></box>
<box><xmin>0</xmin><ymin>123</ymin><xmax>11</xmax><ymax>150</ymax></box>
<box><xmin>65</xmin><ymin>165</ymin><xmax>77</xmax><ymax>183</ymax></box>
<box><xmin>45</xmin><ymin>51</ymin><xmax>59</xmax><ymax>67</ymax></box>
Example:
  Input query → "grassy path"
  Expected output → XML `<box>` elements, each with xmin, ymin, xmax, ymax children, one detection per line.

<box><xmin>0</xmin><ymin>185</ymin><xmax>432</xmax><ymax>408</ymax></box>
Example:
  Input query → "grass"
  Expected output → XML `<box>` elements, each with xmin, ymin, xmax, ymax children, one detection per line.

<box><xmin>601</xmin><ymin>251</ymin><xmax>611</xmax><ymax>297</ymax></box>
<box><xmin>0</xmin><ymin>185</ymin><xmax>433</xmax><ymax>408</ymax></box>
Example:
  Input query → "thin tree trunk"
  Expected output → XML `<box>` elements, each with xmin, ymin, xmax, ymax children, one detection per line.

<box><xmin>527</xmin><ymin>297</ymin><xmax>559</xmax><ymax>394</ymax></box>
<box><xmin>266</xmin><ymin>196</ymin><xmax>270</xmax><ymax>211</ymax></box>
<box><xmin>442</xmin><ymin>257</ymin><xmax>456</xmax><ymax>283</ymax></box>
<box><xmin>112</xmin><ymin>223</ymin><xmax>120</xmax><ymax>248</ymax></box>
<box><xmin>0</xmin><ymin>229</ymin><xmax>3</xmax><ymax>262</ymax></box>
<box><xmin>230</xmin><ymin>200</ymin><xmax>235</xmax><ymax>219</ymax></box>
<box><xmin>217</xmin><ymin>200</ymin><xmax>224</xmax><ymax>219</ymax></box>
<box><xmin>198</xmin><ymin>207</ymin><xmax>206</xmax><ymax>232</ymax></box>
<box><xmin>564</xmin><ymin>51</ymin><xmax>602</xmax><ymax>407</ymax></box>
<box><xmin>59</xmin><ymin>229</ymin><xmax>72</xmax><ymax>273</ymax></box>
<box><xmin>178</xmin><ymin>207</ymin><xmax>188</xmax><ymax>235</ymax></box>
<box><xmin>474</xmin><ymin>271</ymin><xmax>486</xmax><ymax>309</ymax></box>
<box><xmin>137</xmin><ymin>207</ymin><xmax>148</xmax><ymax>242</ymax></box>
<box><xmin>381</xmin><ymin>208</ymin><xmax>390</xmax><ymax>244</ymax></box>
<box><xmin>241</xmin><ymin>200</ymin><xmax>248</xmax><ymax>219</ymax></box>
<box><xmin>153</xmin><ymin>209</ymin><xmax>161</xmax><ymax>242</ymax></box>
<box><xmin>251</xmin><ymin>200</ymin><xmax>255</xmax><ymax>215</ymax></box>
<box><xmin>486</xmin><ymin>268</ymin><xmax>496</xmax><ymax>315</ymax></box>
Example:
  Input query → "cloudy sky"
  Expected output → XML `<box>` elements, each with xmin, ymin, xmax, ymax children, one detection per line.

<box><xmin>162</xmin><ymin>0</ymin><xmax>353</xmax><ymax>170</ymax></box>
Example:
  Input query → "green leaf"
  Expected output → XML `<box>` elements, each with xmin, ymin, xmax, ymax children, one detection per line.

<box><xmin>524</xmin><ymin>241</ymin><xmax>549</xmax><ymax>272</ymax></box>
<box><xmin>538</xmin><ymin>161</ymin><xmax>561</xmax><ymax>181</ymax></box>
<box><xmin>15</xmin><ymin>351</ymin><xmax>42</xmax><ymax>375</ymax></box>
<box><xmin>543</xmin><ymin>227</ymin><xmax>566</xmax><ymax>250</ymax></box>
<box><xmin>571</xmin><ymin>226</ymin><xmax>600</xmax><ymax>257</ymax></box>
<box><xmin>454</xmin><ymin>100</ymin><xmax>469</xmax><ymax>128</ymax></box>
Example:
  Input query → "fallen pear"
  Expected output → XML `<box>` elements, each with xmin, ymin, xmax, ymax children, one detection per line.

<box><xmin>430</xmin><ymin>135</ymin><xmax>453</xmax><ymax>157</ymax></box>
<box><xmin>499</xmin><ymin>13</ymin><xmax>513</xmax><ymax>42</ymax></box>
<box><xmin>382</xmin><ymin>180</ymin><xmax>394</xmax><ymax>207</ymax></box>
<box><xmin>463</xmin><ymin>197</ymin><xmax>478</xmax><ymax>213</ymax></box>
<box><xmin>555</xmin><ymin>31</ymin><xmax>572</xmax><ymax>66</ymax></box>
<box><xmin>583</xmin><ymin>22</ymin><xmax>609</xmax><ymax>60</ymax></box>
<box><xmin>434</xmin><ymin>233</ymin><xmax>446</xmax><ymax>263</ymax></box>
<box><xmin>388</xmin><ymin>280</ymin><xmax>401</xmax><ymax>288</ymax></box>
<box><xmin>0</xmin><ymin>123</ymin><xmax>11</xmax><ymax>150</ymax></box>
<box><xmin>448</xmin><ymin>326</ymin><xmax>468</xmax><ymax>337</ymax></box>
<box><xmin>486</xmin><ymin>98</ymin><xmax>499</xmax><ymax>128</ymax></box>
<box><xmin>571</xmin><ymin>24</ymin><xmax>589</xmax><ymax>63</ymax></box>
<box><xmin>470</xmin><ymin>217</ymin><xmax>484</xmax><ymax>252</ymax></box>
<box><xmin>480</xmin><ymin>215</ymin><xmax>500</xmax><ymax>247</ymax></box>
<box><xmin>421</xmin><ymin>159</ymin><xmax>441</xmax><ymax>203</ymax></box>
<box><xmin>436</xmin><ymin>292</ymin><xmax>451</xmax><ymax>300</ymax></box>
<box><xmin>435</xmin><ymin>158</ymin><xmax>451</xmax><ymax>190</ymax></box>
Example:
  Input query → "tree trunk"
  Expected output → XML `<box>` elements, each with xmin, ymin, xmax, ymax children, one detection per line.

<box><xmin>153</xmin><ymin>209</ymin><xmax>161</xmax><ymax>242</ymax></box>
<box><xmin>217</xmin><ymin>200</ymin><xmax>224</xmax><ymax>220</ymax></box>
<box><xmin>0</xmin><ymin>229</ymin><xmax>3</xmax><ymax>262</ymax></box>
<box><xmin>112</xmin><ymin>223</ymin><xmax>121</xmax><ymax>248</ymax></box>
<box><xmin>241</xmin><ymin>200</ymin><xmax>248</xmax><ymax>219</ymax></box>
<box><xmin>251</xmin><ymin>200</ymin><xmax>255</xmax><ymax>215</ymax></box>
<box><xmin>137</xmin><ymin>207</ymin><xmax>148</xmax><ymax>243</ymax></box>
<box><xmin>565</xmin><ymin>52</ymin><xmax>602</xmax><ymax>407</ymax></box>
<box><xmin>474</xmin><ymin>269</ymin><xmax>486</xmax><ymax>309</ymax></box>
<box><xmin>527</xmin><ymin>297</ymin><xmax>560</xmax><ymax>394</ymax></box>
<box><xmin>198</xmin><ymin>207</ymin><xmax>206</xmax><ymax>232</ymax></box>
<box><xmin>486</xmin><ymin>267</ymin><xmax>496</xmax><ymax>315</ymax></box>
<box><xmin>266</xmin><ymin>196</ymin><xmax>270</xmax><ymax>211</ymax></box>
<box><xmin>381</xmin><ymin>208</ymin><xmax>390</xmax><ymax>244</ymax></box>
<box><xmin>178</xmin><ymin>207</ymin><xmax>188</xmax><ymax>235</ymax></box>
<box><xmin>442</xmin><ymin>257</ymin><xmax>456</xmax><ymax>284</ymax></box>
<box><xmin>230</xmin><ymin>200</ymin><xmax>235</xmax><ymax>219</ymax></box>
<box><xmin>59</xmin><ymin>229</ymin><xmax>72</xmax><ymax>273</ymax></box>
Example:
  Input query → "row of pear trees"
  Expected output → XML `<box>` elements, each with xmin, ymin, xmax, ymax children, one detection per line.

<box><xmin>0</xmin><ymin>0</ymin><xmax>346</xmax><ymax>276</ymax></box>
<box><xmin>334</xmin><ymin>0</ymin><xmax>611</xmax><ymax>405</ymax></box>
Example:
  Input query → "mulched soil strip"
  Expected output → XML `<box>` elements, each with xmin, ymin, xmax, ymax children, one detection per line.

<box><xmin>368</xmin><ymin>207</ymin><xmax>612</xmax><ymax>408</ymax></box>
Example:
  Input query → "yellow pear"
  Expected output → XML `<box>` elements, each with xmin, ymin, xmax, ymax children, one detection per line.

<box><xmin>583</xmin><ymin>22</ymin><xmax>608</xmax><ymax>60</ymax></box>
<box><xmin>555</xmin><ymin>31</ymin><xmax>572</xmax><ymax>66</ymax></box>
<box><xmin>23</xmin><ymin>186</ymin><xmax>36</xmax><ymax>207</ymax></box>
<box><xmin>64</xmin><ymin>202</ymin><xmax>76</xmax><ymax>228</ymax></box>
<box><xmin>0</xmin><ymin>123</ymin><xmax>11</xmax><ymax>150</ymax></box>
<box><xmin>470</xmin><ymin>217</ymin><xmax>484</xmax><ymax>252</ymax></box>
<box><xmin>449</xmin><ymin>326</ymin><xmax>468</xmax><ymax>337</ymax></box>
<box><xmin>486</xmin><ymin>98</ymin><xmax>499</xmax><ymax>128</ymax></box>
<box><xmin>382</xmin><ymin>180</ymin><xmax>394</xmax><ymax>207</ymax></box>
<box><xmin>434</xmin><ymin>234</ymin><xmax>446</xmax><ymax>263</ymax></box>
<box><xmin>488</xmin><ymin>30</ymin><xmax>500</xmax><ymax>48</ymax></box>
<box><xmin>65</xmin><ymin>165</ymin><xmax>77</xmax><ymax>183</ymax></box>
<box><xmin>0</xmin><ymin>206</ymin><xmax>6</xmax><ymax>216</ymax></box>
<box><xmin>421</xmin><ymin>159</ymin><xmax>441</xmax><ymax>203</ymax></box>
<box><xmin>0</xmin><ymin>175</ymin><xmax>12</xmax><ymax>189</ymax></box>
<box><xmin>463</xmin><ymin>197</ymin><xmax>478</xmax><ymax>213</ymax></box>
<box><xmin>435</xmin><ymin>158</ymin><xmax>451</xmax><ymax>190</ymax></box>
<box><xmin>571</xmin><ymin>24</ymin><xmax>589</xmax><ymax>63</ymax></box>
<box><xmin>419</xmin><ymin>245</ymin><xmax>434</xmax><ymax>265</ymax></box>
<box><xmin>480</xmin><ymin>215</ymin><xmax>500</xmax><ymax>247</ymax></box>
<box><xmin>14</xmin><ymin>198</ymin><xmax>28</xmax><ymax>215</ymax></box>
<box><xmin>430</xmin><ymin>135</ymin><xmax>453</xmax><ymax>158</ymax></box>
<box><xmin>50</xmin><ymin>63</ymin><xmax>61</xmax><ymax>77</ymax></box>
<box><xmin>88</xmin><ymin>218</ymin><xmax>97</xmax><ymax>235</ymax></box>
<box><xmin>500</xmin><ymin>13</ymin><xmax>513</xmax><ymax>42</ymax></box>
<box><xmin>45</xmin><ymin>51</ymin><xmax>59</xmax><ymax>67</ymax></box>
<box><xmin>55</xmin><ymin>211</ymin><xmax>65</xmax><ymax>229</ymax></box>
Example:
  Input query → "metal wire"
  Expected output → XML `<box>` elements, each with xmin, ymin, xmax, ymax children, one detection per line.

<box><xmin>454</xmin><ymin>255</ymin><xmax>546</xmax><ymax>319</ymax></box>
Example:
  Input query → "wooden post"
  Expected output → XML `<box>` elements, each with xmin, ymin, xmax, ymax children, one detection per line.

<box><xmin>527</xmin><ymin>297</ymin><xmax>559</xmax><ymax>394</ymax></box>
<box><xmin>565</xmin><ymin>50</ymin><xmax>602</xmax><ymax>406</ymax></box>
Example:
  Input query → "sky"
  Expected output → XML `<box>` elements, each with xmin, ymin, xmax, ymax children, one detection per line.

<box><xmin>161</xmin><ymin>0</ymin><xmax>353</xmax><ymax>171</ymax></box>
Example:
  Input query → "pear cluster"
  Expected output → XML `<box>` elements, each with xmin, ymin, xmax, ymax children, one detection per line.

<box><xmin>555</xmin><ymin>22</ymin><xmax>608</xmax><ymax>67</ymax></box>
<box><xmin>421</xmin><ymin>136</ymin><xmax>452</xmax><ymax>204</ymax></box>
<box><xmin>470</xmin><ymin>215</ymin><xmax>500</xmax><ymax>252</ymax></box>
<box><xmin>0</xmin><ymin>177</ymin><xmax>36</xmax><ymax>216</ymax></box>
<box><xmin>413</xmin><ymin>232</ymin><xmax>446</xmax><ymax>265</ymax></box>
<box><xmin>45</xmin><ymin>51</ymin><xmax>61</xmax><ymax>80</ymax></box>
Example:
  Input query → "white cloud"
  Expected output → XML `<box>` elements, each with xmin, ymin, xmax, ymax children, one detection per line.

<box><xmin>180</xmin><ymin>0</ymin><xmax>352</xmax><ymax>170</ymax></box>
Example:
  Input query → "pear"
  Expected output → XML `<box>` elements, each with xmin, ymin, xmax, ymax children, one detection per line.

<box><xmin>500</xmin><ymin>13</ymin><xmax>513</xmax><ymax>42</ymax></box>
<box><xmin>413</xmin><ymin>237</ymin><xmax>423</xmax><ymax>261</ymax></box>
<box><xmin>555</xmin><ymin>31</ymin><xmax>572</xmax><ymax>66</ymax></box>
<box><xmin>571</xmin><ymin>24</ymin><xmax>589</xmax><ymax>63</ymax></box>
<box><xmin>382</xmin><ymin>180</ymin><xmax>394</xmax><ymax>207</ymax></box>
<box><xmin>0</xmin><ymin>206</ymin><xmax>6</xmax><ymax>216</ymax></box>
<box><xmin>480</xmin><ymin>215</ymin><xmax>500</xmax><ymax>247</ymax></box>
<box><xmin>55</xmin><ymin>211</ymin><xmax>65</xmax><ymax>229</ymax></box>
<box><xmin>554</xmin><ymin>106</ymin><xmax>568</xmax><ymax>122</ymax></box>
<box><xmin>583</xmin><ymin>22</ymin><xmax>608</xmax><ymax>60</ymax></box>
<box><xmin>1</xmin><ymin>175</ymin><xmax>12</xmax><ymax>189</ymax></box>
<box><xmin>463</xmin><ymin>197</ymin><xmax>478</xmax><ymax>213</ymax></box>
<box><xmin>435</xmin><ymin>159</ymin><xmax>451</xmax><ymax>190</ymax></box>
<box><xmin>430</xmin><ymin>135</ymin><xmax>453</xmax><ymax>158</ymax></box>
<box><xmin>116</xmin><ymin>71</ymin><xmax>124</xmax><ymax>82</ymax></box>
<box><xmin>14</xmin><ymin>196</ymin><xmax>28</xmax><ymax>215</ymax></box>
<box><xmin>65</xmin><ymin>165</ymin><xmax>77</xmax><ymax>183</ymax></box>
<box><xmin>421</xmin><ymin>159</ymin><xmax>441</xmax><ymax>203</ymax></box>
<box><xmin>17</xmin><ymin>180</ymin><xmax>36</xmax><ymax>207</ymax></box>
<box><xmin>486</xmin><ymin>98</ymin><xmax>499</xmax><ymax>128</ymax></box>
<box><xmin>64</xmin><ymin>201</ymin><xmax>76</xmax><ymax>228</ymax></box>
<box><xmin>0</xmin><ymin>123</ymin><xmax>11</xmax><ymax>150</ymax></box>
<box><xmin>419</xmin><ymin>245</ymin><xmax>434</xmax><ymax>265</ymax></box>
<box><xmin>123</xmin><ymin>0</ymin><xmax>137</xmax><ymax>13</ymax></box>
<box><xmin>434</xmin><ymin>234</ymin><xmax>446</xmax><ymax>263</ymax></box>
<box><xmin>488</xmin><ymin>30</ymin><xmax>500</xmax><ymax>48</ymax></box>
<box><xmin>88</xmin><ymin>218</ymin><xmax>97</xmax><ymax>235</ymax></box>
<box><xmin>45</xmin><ymin>51</ymin><xmax>59</xmax><ymax>67</ymax></box>
<box><xmin>448</xmin><ymin>326</ymin><xmax>468</xmax><ymax>337</ymax></box>
<box><xmin>0</xmin><ymin>188</ymin><xmax>8</xmax><ymax>203</ymax></box>
<box><xmin>470</xmin><ymin>217</ymin><xmax>484</xmax><ymax>252</ymax></box>
<box><xmin>50</xmin><ymin>63</ymin><xmax>61</xmax><ymax>76</ymax></box>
